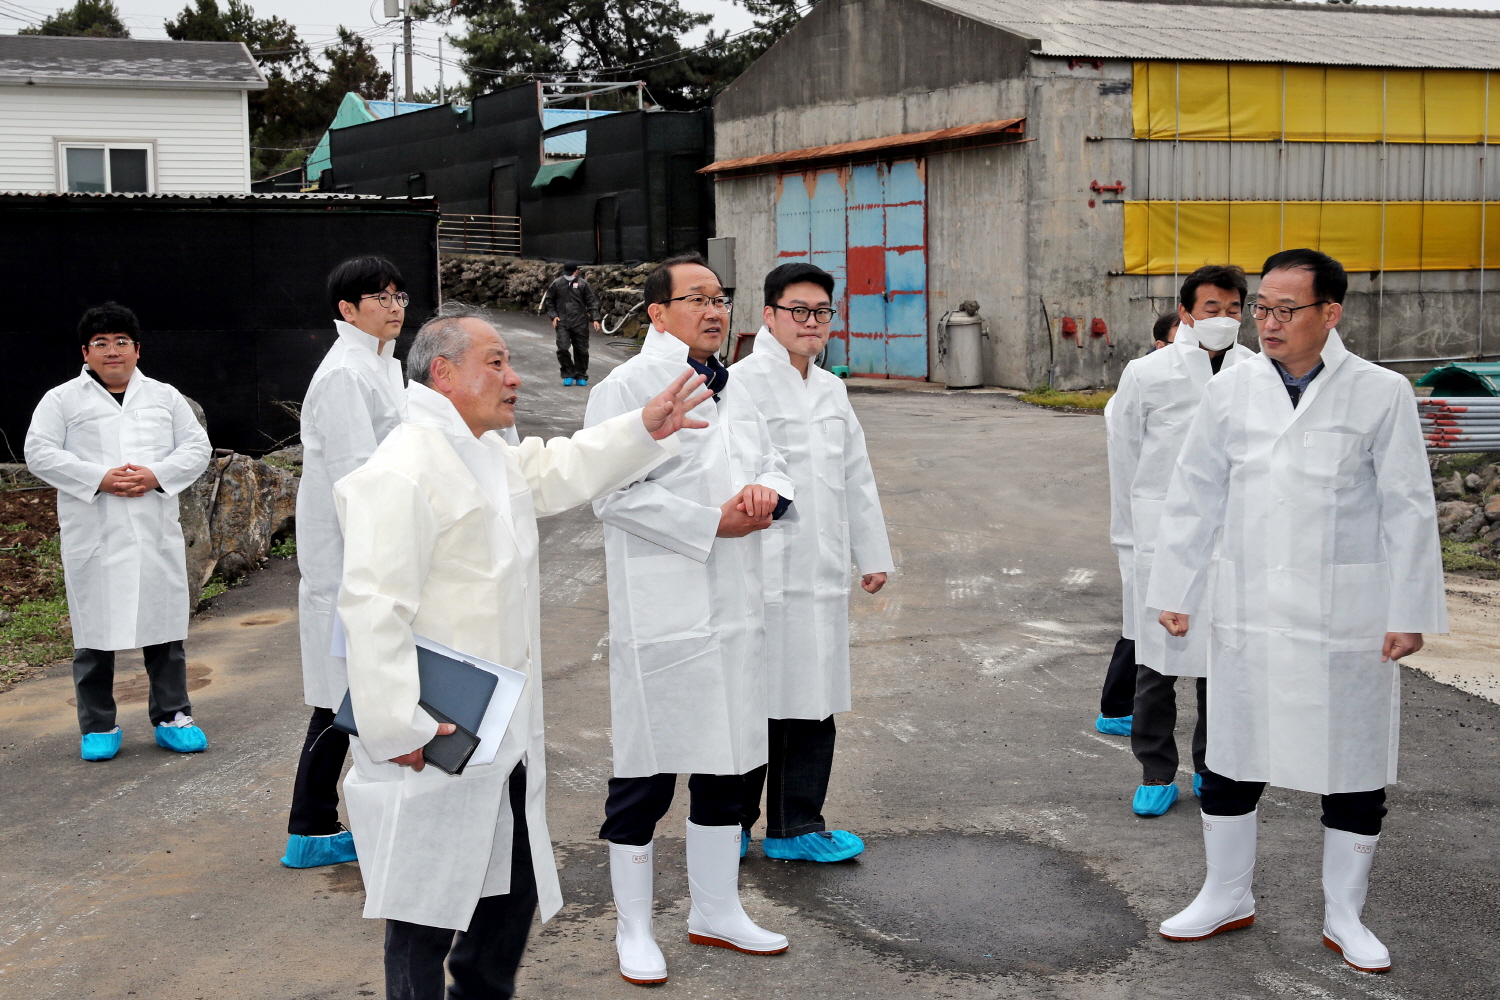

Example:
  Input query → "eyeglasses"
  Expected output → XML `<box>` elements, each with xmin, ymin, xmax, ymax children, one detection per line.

<box><xmin>665</xmin><ymin>294</ymin><xmax>732</xmax><ymax>311</ymax></box>
<box><xmin>771</xmin><ymin>303</ymin><xmax>837</xmax><ymax>324</ymax></box>
<box><xmin>1250</xmin><ymin>301</ymin><xmax>1327</xmax><ymax>323</ymax></box>
<box><xmin>362</xmin><ymin>291</ymin><xmax>411</xmax><ymax>309</ymax></box>
<box><xmin>87</xmin><ymin>337</ymin><xmax>135</xmax><ymax>350</ymax></box>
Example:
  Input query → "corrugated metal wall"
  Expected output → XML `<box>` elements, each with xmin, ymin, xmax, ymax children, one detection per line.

<box><xmin>1132</xmin><ymin>141</ymin><xmax>1500</xmax><ymax>202</ymax></box>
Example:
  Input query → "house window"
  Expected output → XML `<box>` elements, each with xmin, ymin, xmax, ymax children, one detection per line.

<box><xmin>59</xmin><ymin>144</ymin><xmax>153</xmax><ymax>193</ymax></box>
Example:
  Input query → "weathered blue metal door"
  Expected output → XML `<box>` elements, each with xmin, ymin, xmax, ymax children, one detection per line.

<box><xmin>775</xmin><ymin>159</ymin><xmax>928</xmax><ymax>379</ymax></box>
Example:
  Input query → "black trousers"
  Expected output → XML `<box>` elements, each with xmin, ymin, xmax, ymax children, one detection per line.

<box><xmin>72</xmin><ymin>641</ymin><xmax>190</xmax><ymax>734</ymax></box>
<box><xmin>287</xmin><ymin>706</ymin><xmax>351</xmax><ymax>836</ymax></box>
<box><xmin>385</xmin><ymin>764</ymin><xmax>538</xmax><ymax>1000</ymax></box>
<box><xmin>1099</xmin><ymin>636</ymin><xmax>1138</xmax><ymax>719</ymax></box>
<box><xmin>555</xmin><ymin>322</ymin><xmax>590</xmax><ymax>379</ymax></box>
<box><xmin>1132</xmin><ymin>664</ymin><xmax>1207</xmax><ymax>784</ymax></box>
<box><xmin>599</xmin><ymin>772</ymin><xmax>748</xmax><ymax>846</ymax></box>
<box><xmin>1198</xmin><ymin>768</ymin><xmax>1388</xmax><ymax>836</ymax></box>
<box><xmin>740</xmin><ymin>716</ymin><xmax>837</xmax><ymax>839</ymax></box>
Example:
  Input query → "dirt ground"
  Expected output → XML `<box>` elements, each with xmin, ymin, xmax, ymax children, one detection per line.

<box><xmin>0</xmin><ymin>487</ymin><xmax>59</xmax><ymax>607</ymax></box>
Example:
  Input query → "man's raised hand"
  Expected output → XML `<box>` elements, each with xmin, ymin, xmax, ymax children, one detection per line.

<box><xmin>642</xmin><ymin>370</ymin><xmax>713</xmax><ymax>440</ymax></box>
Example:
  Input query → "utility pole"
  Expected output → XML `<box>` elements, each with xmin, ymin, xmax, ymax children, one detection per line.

<box><xmin>390</xmin><ymin>43</ymin><xmax>398</xmax><ymax>102</ymax></box>
<box><xmin>403</xmin><ymin>6</ymin><xmax>414</xmax><ymax>102</ymax></box>
<box><xmin>438</xmin><ymin>37</ymin><xmax>444</xmax><ymax>105</ymax></box>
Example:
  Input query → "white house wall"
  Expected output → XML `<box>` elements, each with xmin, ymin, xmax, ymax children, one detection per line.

<box><xmin>0</xmin><ymin>85</ymin><xmax>250</xmax><ymax>193</ymax></box>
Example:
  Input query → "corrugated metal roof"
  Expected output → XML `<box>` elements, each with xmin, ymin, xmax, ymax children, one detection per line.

<box><xmin>701</xmin><ymin>116</ymin><xmax>1026</xmax><ymax>176</ymax></box>
<box><xmin>924</xmin><ymin>0</ymin><xmax>1500</xmax><ymax>70</ymax></box>
<box><xmin>0</xmin><ymin>35</ymin><xmax>266</xmax><ymax>89</ymax></box>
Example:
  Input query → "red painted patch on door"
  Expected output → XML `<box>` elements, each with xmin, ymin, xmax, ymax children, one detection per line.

<box><xmin>846</xmin><ymin>245</ymin><xmax>885</xmax><ymax>296</ymax></box>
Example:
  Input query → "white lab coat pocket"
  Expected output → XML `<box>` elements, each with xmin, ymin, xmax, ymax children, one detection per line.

<box><xmin>125</xmin><ymin>406</ymin><xmax>175</xmax><ymax>464</ymax></box>
<box><xmin>1211</xmin><ymin>557</ymin><xmax>1248</xmax><ymax>649</ymax></box>
<box><xmin>1129</xmin><ymin>496</ymin><xmax>1166</xmax><ymax>553</ymax></box>
<box><xmin>1327</xmin><ymin>562</ymin><xmax>1388</xmax><ymax>652</ymax></box>
<box><xmin>623</xmin><ymin>551</ymin><xmax>712</xmax><ymax>643</ymax></box>
<box><xmin>1302</xmin><ymin>430</ymin><xmax>1360</xmax><ymax>487</ymax></box>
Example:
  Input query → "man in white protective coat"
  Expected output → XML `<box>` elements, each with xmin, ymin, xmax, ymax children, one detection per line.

<box><xmin>25</xmin><ymin>302</ymin><xmax>211</xmax><ymax>762</ymax></box>
<box><xmin>1105</xmin><ymin>264</ymin><xmax>1256</xmax><ymax>818</ymax></box>
<box><xmin>731</xmin><ymin>262</ymin><xmax>894</xmax><ymax>863</ymax></box>
<box><xmin>335</xmin><ymin>305</ymin><xmax>710</xmax><ymax>1000</ymax></box>
<box><xmin>583</xmin><ymin>253</ymin><xmax>796</xmax><ymax>986</ymax></box>
<box><xmin>282</xmin><ymin>256</ymin><xmax>410</xmax><ymax>870</ymax></box>
<box><xmin>1146</xmin><ymin>249</ymin><xmax>1446</xmax><ymax>974</ymax></box>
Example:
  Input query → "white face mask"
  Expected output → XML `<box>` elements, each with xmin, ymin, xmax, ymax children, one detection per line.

<box><xmin>1190</xmin><ymin>315</ymin><xmax>1242</xmax><ymax>351</ymax></box>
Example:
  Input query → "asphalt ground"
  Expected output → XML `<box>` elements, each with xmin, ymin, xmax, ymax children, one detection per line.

<box><xmin>0</xmin><ymin>312</ymin><xmax>1496</xmax><ymax>999</ymax></box>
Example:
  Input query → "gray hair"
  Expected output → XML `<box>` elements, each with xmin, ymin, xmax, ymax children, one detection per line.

<box><xmin>407</xmin><ymin>301</ymin><xmax>495</xmax><ymax>385</ymax></box>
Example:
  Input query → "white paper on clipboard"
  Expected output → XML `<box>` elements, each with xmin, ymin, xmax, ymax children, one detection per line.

<box><xmin>412</xmin><ymin>634</ymin><xmax>526</xmax><ymax>768</ymax></box>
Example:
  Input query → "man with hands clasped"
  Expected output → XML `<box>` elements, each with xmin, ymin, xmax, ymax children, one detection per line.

<box><xmin>25</xmin><ymin>303</ymin><xmax>211</xmax><ymax>761</ymax></box>
<box><xmin>1146</xmin><ymin>249</ymin><xmax>1446</xmax><ymax>973</ymax></box>
<box><xmin>584</xmin><ymin>252</ymin><xmax>796</xmax><ymax>986</ymax></box>
<box><xmin>731</xmin><ymin>262</ymin><xmax>894</xmax><ymax>863</ymax></box>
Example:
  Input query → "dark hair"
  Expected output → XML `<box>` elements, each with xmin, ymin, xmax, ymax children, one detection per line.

<box><xmin>1152</xmin><ymin>312</ymin><xmax>1179</xmax><ymax>343</ymax></box>
<box><xmin>326</xmin><ymin>256</ymin><xmax>406</xmax><ymax>319</ymax></box>
<box><xmin>563</xmin><ymin>262</ymin><xmax>578</xmax><ymax>275</ymax></box>
<box><xmin>643</xmin><ymin>252</ymin><xmax>715</xmax><ymax>307</ymax></box>
<box><xmin>764</xmin><ymin>262</ymin><xmax>834</xmax><ymax>308</ymax></box>
<box><xmin>78</xmin><ymin>301</ymin><xmax>140</xmax><ymax>345</ymax></box>
<box><xmin>1260</xmin><ymin>248</ymin><xmax>1348</xmax><ymax>304</ymax></box>
<box><xmin>1179</xmin><ymin>264</ymin><xmax>1248</xmax><ymax>314</ymax></box>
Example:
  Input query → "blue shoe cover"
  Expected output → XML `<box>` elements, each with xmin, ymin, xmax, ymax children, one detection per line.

<box><xmin>1095</xmin><ymin>713</ymin><xmax>1132</xmax><ymax>736</ymax></box>
<box><xmin>562</xmin><ymin>377</ymin><xmax>575</xmax><ymax>386</ymax></box>
<box><xmin>741</xmin><ymin>829</ymin><xmax>749</xmax><ymax>858</ymax></box>
<box><xmin>576</xmin><ymin>377</ymin><xmax>588</xmax><ymax>387</ymax></box>
<box><xmin>763</xmin><ymin>829</ymin><xmax>865</xmax><ymax>862</ymax></box>
<box><xmin>1133</xmin><ymin>783</ymin><xmax>1179</xmax><ymax>817</ymax></box>
<box><xmin>155</xmin><ymin>722</ymin><xmax>208</xmax><ymax>753</ymax></box>
<box><xmin>281</xmin><ymin>831</ymin><xmax>358</xmax><ymax>868</ymax></box>
<box><xmin>80</xmin><ymin>728</ymin><xmax>122</xmax><ymax>761</ymax></box>
<box><xmin>1193</xmin><ymin>772</ymin><xmax>1203</xmax><ymax>798</ymax></box>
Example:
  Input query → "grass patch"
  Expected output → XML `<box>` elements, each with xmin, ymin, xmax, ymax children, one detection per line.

<box><xmin>270</xmin><ymin>534</ymin><xmax>297</xmax><ymax>559</ymax></box>
<box><xmin>1019</xmin><ymin>383</ymin><xmax>1114</xmax><ymax>410</ymax></box>
<box><xmin>0</xmin><ymin>534</ymin><xmax>70</xmax><ymax>687</ymax></box>
<box><xmin>198</xmin><ymin>574</ymin><xmax>229</xmax><ymax>605</ymax></box>
<box><xmin>1441</xmin><ymin>538</ymin><xmax>1500</xmax><ymax>574</ymax></box>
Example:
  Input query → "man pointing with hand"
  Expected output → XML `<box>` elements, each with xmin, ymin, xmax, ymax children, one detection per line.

<box><xmin>584</xmin><ymin>252</ymin><xmax>795</xmax><ymax>987</ymax></box>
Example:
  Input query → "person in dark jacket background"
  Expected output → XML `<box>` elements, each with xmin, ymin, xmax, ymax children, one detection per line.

<box><xmin>546</xmin><ymin>263</ymin><xmax>602</xmax><ymax>386</ymax></box>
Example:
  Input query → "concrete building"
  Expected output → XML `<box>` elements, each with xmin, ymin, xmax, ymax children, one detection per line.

<box><xmin>705</xmin><ymin>0</ymin><xmax>1500</xmax><ymax>386</ymax></box>
<box><xmin>0</xmin><ymin>35</ymin><xmax>265</xmax><ymax>195</ymax></box>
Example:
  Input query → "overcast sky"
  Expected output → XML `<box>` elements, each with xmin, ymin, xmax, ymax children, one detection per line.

<box><xmin>1</xmin><ymin>0</ymin><xmax>1497</xmax><ymax>98</ymax></box>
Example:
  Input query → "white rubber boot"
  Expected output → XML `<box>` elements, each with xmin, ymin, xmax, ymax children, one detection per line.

<box><xmin>609</xmin><ymin>841</ymin><xmax>668</xmax><ymax>985</ymax></box>
<box><xmin>685</xmin><ymin>820</ymin><xmax>789</xmax><ymax>955</ymax></box>
<box><xmin>1160</xmin><ymin>810</ymin><xmax>1258</xmax><ymax>941</ymax></box>
<box><xmin>1321</xmin><ymin>827</ymin><xmax>1391</xmax><ymax>973</ymax></box>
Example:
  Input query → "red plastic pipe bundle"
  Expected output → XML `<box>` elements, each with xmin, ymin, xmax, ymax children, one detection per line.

<box><xmin>1419</xmin><ymin>397</ymin><xmax>1500</xmax><ymax>451</ymax></box>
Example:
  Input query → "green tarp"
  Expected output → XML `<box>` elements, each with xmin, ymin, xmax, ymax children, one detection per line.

<box><xmin>1416</xmin><ymin>362</ymin><xmax>1500</xmax><ymax>397</ymax></box>
<box><xmin>531</xmin><ymin>159</ymin><xmax>583</xmax><ymax>188</ymax></box>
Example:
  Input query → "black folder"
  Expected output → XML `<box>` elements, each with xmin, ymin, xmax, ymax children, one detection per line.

<box><xmin>332</xmin><ymin>643</ymin><xmax>500</xmax><ymax>775</ymax></box>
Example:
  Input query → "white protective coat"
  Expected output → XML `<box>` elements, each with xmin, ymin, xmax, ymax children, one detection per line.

<box><xmin>1105</xmin><ymin>325</ymin><xmax>1257</xmax><ymax>676</ymax></box>
<box><xmin>296</xmin><ymin>320</ymin><xmax>407</xmax><ymax>709</ymax></box>
<box><xmin>335</xmin><ymin>381</ymin><xmax>676</xmax><ymax>930</ymax></box>
<box><xmin>731</xmin><ymin>329</ymin><xmax>895</xmax><ymax>720</ymax></box>
<box><xmin>25</xmin><ymin>368</ymin><xmax>211</xmax><ymax>651</ymax></box>
<box><xmin>1145</xmin><ymin>330</ymin><xmax>1447</xmax><ymax>795</ymax></box>
<box><xmin>584</xmin><ymin>327</ymin><xmax>795</xmax><ymax>778</ymax></box>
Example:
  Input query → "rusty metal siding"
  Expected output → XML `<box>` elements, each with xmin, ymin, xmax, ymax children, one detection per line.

<box><xmin>1131</xmin><ymin>140</ymin><xmax>1500</xmax><ymax>202</ymax></box>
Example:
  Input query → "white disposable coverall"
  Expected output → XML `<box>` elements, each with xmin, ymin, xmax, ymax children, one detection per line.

<box><xmin>731</xmin><ymin>329</ymin><xmax>895</xmax><ymax>720</ymax></box>
<box><xmin>584</xmin><ymin>327</ymin><xmax>795</xmax><ymax>778</ymax></box>
<box><xmin>1105</xmin><ymin>324</ymin><xmax>1257</xmax><ymax>677</ymax></box>
<box><xmin>335</xmin><ymin>381</ymin><xmax>676</xmax><ymax>929</ymax></box>
<box><xmin>297</xmin><ymin>320</ymin><xmax>406</xmax><ymax>709</ymax></box>
<box><xmin>1145</xmin><ymin>330</ymin><xmax>1447</xmax><ymax>795</ymax></box>
<box><xmin>25</xmin><ymin>368</ymin><xmax>211</xmax><ymax>651</ymax></box>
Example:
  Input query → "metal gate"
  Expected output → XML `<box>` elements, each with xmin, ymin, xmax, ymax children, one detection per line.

<box><xmin>774</xmin><ymin>158</ymin><xmax>928</xmax><ymax>378</ymax></box>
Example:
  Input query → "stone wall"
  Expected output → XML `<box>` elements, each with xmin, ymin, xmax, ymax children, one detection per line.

<box><xmin>440</xmin><ymin>254</ymin><xmax>658</xmax><ymax>340</ymax></box>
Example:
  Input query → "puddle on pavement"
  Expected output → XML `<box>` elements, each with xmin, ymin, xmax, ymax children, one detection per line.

<box><xmin>750</xmin><ymin>831</ymin><xmax>1146</xmax><ymax>974</ymax></box>
<box><xmin>322</xmin><ymin>862</ymin><xmax>365</xmax><ymax>894</ymax></box>
<box><xmin>548</xmin><ymin>831</ymin><xmax>1144</xmax><ymax>975</ymax></box>
<box><xmin>67</xmin><ymin>661</ymin><xmax>212</xmax><ymax>706</ymax></box>
<box><xmin>237</xmin><ymin>612</ymin><xmax>291</xmax><ymax>627</ymax></box>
